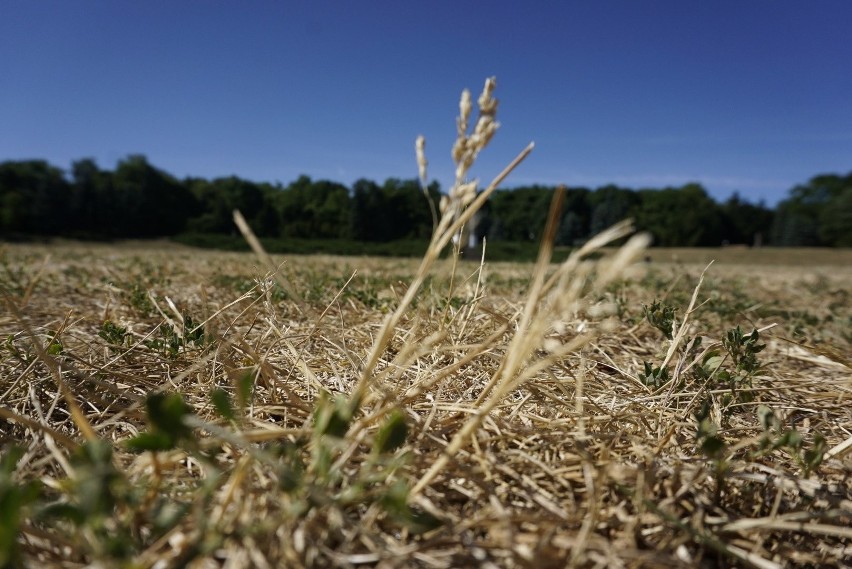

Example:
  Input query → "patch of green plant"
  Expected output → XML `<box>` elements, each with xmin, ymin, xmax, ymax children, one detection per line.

<box><xmin>755</xmin><ymin>405</ymin><xmax>826</xmax><ymax>477</ymax></box>
<box><xmin>267</xmin><ymin>393</ymin><xmax>441</xmax><ymax>533</ymax></box>
<box><xmin>694</xmin><ymin>399</ymin><xmax>728</xmax><ymax>500</ymax></box>
<box><xmin>127</xmin><ymin>281</ymin><xmax>155</xmax><ymax>315</ymax></box>
<box><xmin>209</xmin><ymin>372</ymin><xmax>254</xmax><ymax>423</ymax></box>
<box><xmin>694</xmin><ymin>399</ymin><xmax>726</xmax><ymax>460</ymax></box>
<box><xmin>2</xmin><ymin>334</ymin><xmax>30</xmax><ymax>365</ymax></box>
<box><xmin>437</xmin><ymin>294</ymin><xmax>470</xmax><ymax>312</ymax></box>
<box><xmin>0</xmin><ymin>254</ymin><xmax>28</xmax><ymax>298</ymax></box>
<box><xmin>379</xmin><ymin>478</ymin><xmax>442</xmax><ymax>534</ymax></box>
<box><xmin>643</xmin><ymin>300</ymin><xmax>676</xmax><ymax>339</ymax></box>
<box><xmin>39</xmin><ymin>441</ymin><xmax>138</xmax><ymax>560</ymax></box>
<box><xmin>704</xmin><ymin>281</ymin><xmax>759</xmax><ymax>320</ymax></box>
<box><xmin>639</xmin><ymin>361</ymin><xmax>670</xmax><ymax>389</ymax></box>
<box><xmin>211</xmin><ymin>273</ymin><xmax>291</xmax><ymax>303</ymax></box>
<box><xmin>45</xmin><ymin>329</ymin><xmax>63</xmax><ymax>356</ymax></box>
<box><xmin>4</xmin><ymin>329</ymin><xmax>64</xmax><ymax>359</ymax></box>
<box><xmin>722</xmin><ymin>325</ymin><xmax>764</xmax><ymax>375</ymax></box>
<box><xmin>32</xmin><ymin>436</ymin><xmax>200</xmax><ymax>565</ymax></box>
<box><xmin>209</xmin><ymin>387</ymin><xmax>435</xmax><ymax>533</ymax></box>
<box><xmin>693</xmin><ymin>326</ymin><xmax>765</xmax><ymax>411</ymax></box>
<box><xmin>0</xmin><ymin>447</ymin><xmax>42</xmax><ymax>569</ymax></box>
<box><xmin>126</xmin><ymin>392</ymin><xmax>195</xmax><ymax>452</ymax></box>
<box><xmin>143</xmin><ymin>314</ymin><xmax>204</xmax><ymax>358</ymax></box>
<box><xmin>97</xmin><ymin>320</ymin><xmax>130</xmax><ymax>349</ymax></box>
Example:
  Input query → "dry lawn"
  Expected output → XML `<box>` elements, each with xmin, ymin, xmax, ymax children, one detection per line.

<box><xmin>1</xmin><ymin>240</ymin><xmax>850</xmax><ymax>568</ymax></box>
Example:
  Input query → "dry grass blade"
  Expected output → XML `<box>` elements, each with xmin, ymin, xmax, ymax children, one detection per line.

<box><xmin>3</xmin><ymin>291</ymin><xmax>97</xmax><ymax>444</ymax></box>
<box><xmin>233</xmin><ymin>209</ymin><xmax>307</xmax><ymax>315</ymax></box>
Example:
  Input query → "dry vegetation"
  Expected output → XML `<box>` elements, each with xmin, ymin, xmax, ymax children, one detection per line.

<box><xmin>2</xmin><ymin>79</ymin><xmax>851</xmax><ymax>568</ymax></box>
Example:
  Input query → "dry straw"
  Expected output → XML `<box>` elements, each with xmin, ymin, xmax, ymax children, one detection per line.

<box><xmin>2</xmin><ymin>77</ymin><xmax>851</xmax><ymax>568</ymax></box>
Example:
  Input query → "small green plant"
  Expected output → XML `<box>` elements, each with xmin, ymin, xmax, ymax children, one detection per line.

<box><xmin>722</xmin><ymin>325</ymin><xmax>765</xmax><ymax>375</ymax></box>
<box><xmin>126</xmin><ymin>392</ymin><xmax>196</xmax><ymax>452</ymax></box>
<box><xmin>210</xmin><ymin>386</ymin><xmax>438</xmax><ymax>533</ymax></box>
<box><xmin>643</xmin><ymin>300</ymin><xmax>676</xmax><ymax>339</ymax></box>
<box><xmin>143</xmin><ymin>315</ymin><xmax>204</xmax><ymax>358</ymax></box>
<box><xmin>39</xmin><ymin>441</ymin><xmax>139</xmax><ymax>561</ymax></box>
<box><xmin>127</xmin><ymin>281</ymin><xmax>155</xmax><ymax>315</ymax></box>
<box><xmin>97</xmin><ymin>320</ymin><xmax>129</xmax><ymax>348</ymax></box>
<box><xmin>45</xmin><ymin>329</ymin><xmax>63</xmax><ymax>356</ymax></box>
<box><xmin>756</xmin><ymin>405</ymin><xmax>826</xmax><ymax>477</ymax></box>
<box><xmin>2</xmin><ymin>334</ymin><xmax>30</xmax><ymax>365</ymax></box>
<box><xmin>0</xmin><ymin>254</ymin><xmax>28</xmax><ymax>298</ymax></box>
<box><xmin>639</xmin><ymin>360</ymin><xmax>670</xmax><ymax>389</ymax></box>
<box><xmin>694</xmin><ymin>399</ymin><xmax>728</xmax><ymax>500</ymax></box>
<box><xmin>0</xmin><ymin>447</ymin><xmax>42</xmax><ymax>569</ymax></box>
<box><xmin>691</xmin><ymin>326</ymin><xmax>765</xmax><ymax>413</ymax></box>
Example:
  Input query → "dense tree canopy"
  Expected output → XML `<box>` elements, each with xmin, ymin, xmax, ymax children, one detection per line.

<box><xmin>0</xmin><ymin>156</ymin><xmax>849</xmax><ymax>247</ymax></box>
<box><xmin>771</xmin><ymin>173</ymin><xmax>852</xmax><ymax>247</ymax></box>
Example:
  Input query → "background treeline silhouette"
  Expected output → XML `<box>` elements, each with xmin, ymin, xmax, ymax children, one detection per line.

<box><xmin>1</xmin><ymin>155</ymin><xmax>850</xmax><ymax>247</ymax></box>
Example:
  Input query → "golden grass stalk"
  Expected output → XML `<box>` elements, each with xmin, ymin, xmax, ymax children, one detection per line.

<box><xmin>351</xmin><ymin>78</ymin><xmax>534</xmax><ymax>406</ymax></box>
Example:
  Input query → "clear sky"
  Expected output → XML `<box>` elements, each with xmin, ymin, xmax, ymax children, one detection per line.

<box><xmin>2</xmin><ymin>1</ymin><xmax>851</xmax><ymax>205</ymax></box>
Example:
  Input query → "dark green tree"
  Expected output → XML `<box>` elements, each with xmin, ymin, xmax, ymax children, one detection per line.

<box><xmin>187</xmin><ymin>176</ymin><xmax>278</xmax><ymax>236</ymax></box>
<box><xmin>633</xmin><ymin>184</ymin><xmax>723</xmax><ymax>247</ymax></box>
<box><xmin>771</xmin><ymin>173</ymin><xmax>852</xmax><ymax>246</ymax></box>
<box><xmin>278</xmin><ymin>176</ymin><xmax>350</xmax><ymax>239</ymax></box>
<box><xmin>589</xmin><ymin>185</ymin><xmax>638</xmax><ymax>237</ymax></box>
<box><xmin>112</xmin><ymin>155</ymin><xmax>197</xmax><ymax>237</ymax></box>
<box><xmin>720</xmin><ymin>192</ymin><xmax>774</xmax><ymax>246</ymax></box>
<box><xmin>489</xmin><ymin>185</ymin><xmax>553</xmax><ymax>241</ymax></box>
<box><xmin>349</xmin><ymin>178</ymin><xmax>439</xmax><ymax>241</ymax></box>
<box><xmin>556</xmin><ymin>187</ymin><xmax>591</xmax><ymax>246</ymax></box>
<box><xmin>0</xmin><ymin>160</ymin><xmax>69</xmax><ymax>235</ymax></box>
<box><xmin>68</xmin><ymin>158</ymin><xmax>116</xmax><ymax>238</ymax></box>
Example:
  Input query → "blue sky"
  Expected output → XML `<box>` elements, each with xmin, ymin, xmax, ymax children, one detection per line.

<box><xmin>2</xmin><ymin>1</ymin><xmax>851</xmax><ymax>205</ymax></box>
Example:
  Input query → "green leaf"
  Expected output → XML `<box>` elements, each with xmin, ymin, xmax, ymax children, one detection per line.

<box><xmin>36</xmin><ymin>502</ymin><xmax>86</xmax><ymax>525</ymax></box>
<box><xmin>145</xmin><ymin>392</ymin><xmax>193</xmax><ymax>439</ymax></box>
<box><xmin>69</xmin><ymin>441</ymin><xmax>125</xmax><ymax>518</ymax></box>
<box><xmin>380</xmin><ymin>480</ymin><xmax>442</xmax><ymax>534</ymax></box>
<box><xmin>643</xmin><ymin>300</ymin><xmax>676</xmax><ymax>339</ymax></box>
<box><xmin>125</xmin><ymin>431</ymin><xmax>176</xmax><ymax>452</ymax></box>
<box><xmin>0</xmin><ymin>447</ymin><xmax>41</xmax><ymax>569</ymax></box>
<box><xmin>0</xmin><ymin>447</ymin><xmax>23</xmax><ymax>477</ymax></box>
<box><xmin>757</xmin><ymin>405</ymin><xmax>776</xmax><ymax>431</ymax></box>
<box><xmin>402</xmin><ymin>507</ymin><xmax>443</xmax><ymax>534</ymax></box>
<box><xmin>98</xmin><ymin>320</ymin><xmax>129</xmax><ymax>346</ymax></box>
<box><xmin>276</xmin><ymin>446</ymin><xmax>304</xmax><ymax>493</ymax></box>
<box><xmin>700</xmin><ymin>435</ymin><xmax>725</xmax><ymax>459</ymax></box>
<box><xmin>374</xmin><ymin>410</ymin><xmax>409</xmax><ymax>454</ymax></box>
<box><xmin>183</xmin><ymin>315</ymin><xmax>204</xmax><ymax>346</ymax></box>
<box><xmin>639</xmin><ymin>361</ymin><xmax>670</xmax><ymax>388</ymax></box>
<box><xmin>210</xmin><ymin>389</ymin><xmax>234</xmax><ymax>421</ymax></box>
<box><xmin>780</xmin><ymin>429</ymin><xmax>803</xmax><ymax>450</ymax></box>
<box><xmin>313</xmin><ymin>393</ymin><xmax>357</xmax><ymax>438</ymax></box>
<box><xmin>802</xmin><ymin>432</ymin><xmax>826</xmax><ymax>474</ymax></box>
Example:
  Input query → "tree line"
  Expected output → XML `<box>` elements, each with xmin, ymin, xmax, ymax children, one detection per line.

<box><xmin>1</xmin><ymin>155</ymin><xmax>850</xmax><ymax>247</ymax></box>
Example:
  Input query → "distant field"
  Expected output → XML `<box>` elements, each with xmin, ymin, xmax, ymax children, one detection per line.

<box><xmin>1</xmin><ymin>240</ymin><xmax>850</xmax><ymax>567</ymax></box>
<box><xmin>40</xmin><ymin>236</ymin><xmax>852</xmax><ymax>265</ymax></box>
<box><xmin>637</xmin><ymin>246</ymin><xmax>852</xmax><ymax>267</ymax></box>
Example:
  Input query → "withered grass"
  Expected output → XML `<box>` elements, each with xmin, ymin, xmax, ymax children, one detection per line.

<box><xmin>2</xmin><ymin>78</ymin><xmax>851</xmax><ymax>567</ymax></box>
<box><xmin>1</xmin><ymin>238</ymin><xmax>851</xmax><ymax>568</ymax></box>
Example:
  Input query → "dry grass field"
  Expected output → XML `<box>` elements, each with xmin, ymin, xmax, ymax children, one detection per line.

<box><xmin>1</xmin><ymin>238</ymin><xmax>850</xmax><ymax>568</ymax></box>
<box><xmin>2</xmin><ymin>80</ymin><xmax>851</xmax><ymax>568</ymax></box>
